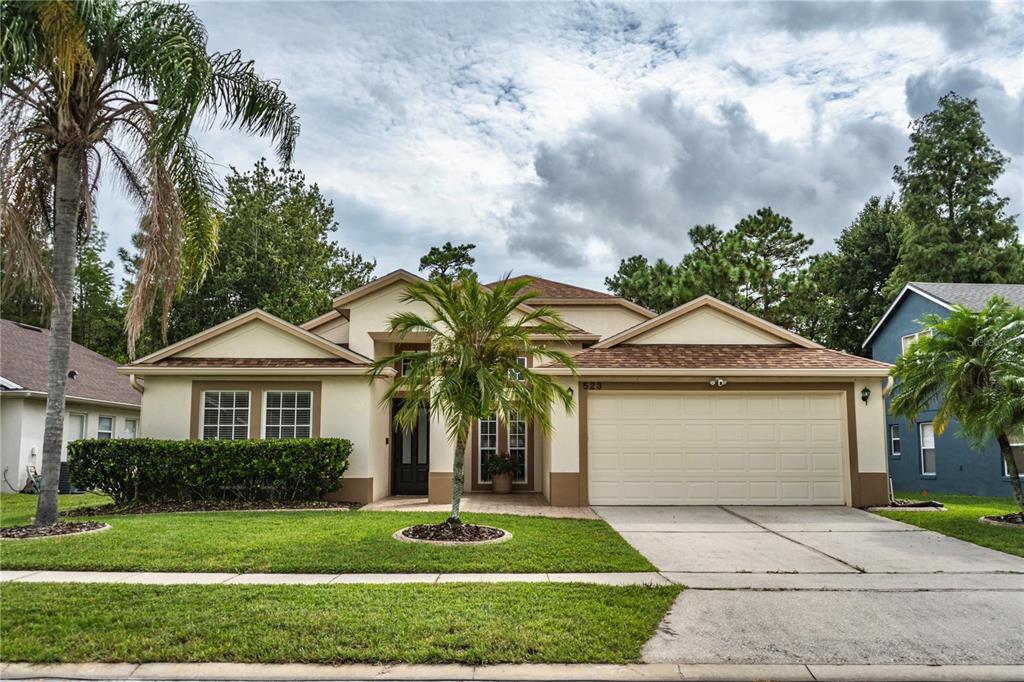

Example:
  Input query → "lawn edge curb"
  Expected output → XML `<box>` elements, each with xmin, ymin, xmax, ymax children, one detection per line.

<box><xmin>3</xmin><ymin>662</ymin><xmax>1024</xmax><ymax>682</ymax></box>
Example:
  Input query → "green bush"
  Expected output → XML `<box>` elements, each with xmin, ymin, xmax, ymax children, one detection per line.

<box><xmin>69</xmin><ymin>438</ymin><xmax>351</xmax><ymax>506</ymax></box>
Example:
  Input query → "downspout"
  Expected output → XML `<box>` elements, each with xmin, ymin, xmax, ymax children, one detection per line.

<box><xmin>129</xmin><ymin>374</ymin><xmax>144</xmax><ymax>394</ymax></box>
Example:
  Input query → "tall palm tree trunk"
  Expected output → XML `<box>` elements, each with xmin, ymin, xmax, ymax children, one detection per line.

<box><xmin>34</xmin><ymin>150</ymin><xmax>81</xmax><ymax>527</ymax></box>
<box><xmin>449</xmin><ymin>439</ymin><xmax>466</xmax><ymax>523</ymax></box>
<box><xmin>997</xmin><ymin>433</ymin><xmax>1024</xmax><ymax>513</ymax></box>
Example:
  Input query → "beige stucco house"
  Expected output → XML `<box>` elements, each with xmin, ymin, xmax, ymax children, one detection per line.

<box><xmin>120</xmin><ymin>269</ymin><xmax>892</xmax><ymax>507</ymax></box>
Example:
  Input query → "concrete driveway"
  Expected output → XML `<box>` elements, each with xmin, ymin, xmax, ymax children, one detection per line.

<box><xmin>594</xmin><ymin>506</ymin><xmax>1024</xmax><ymax>665</ymax></box>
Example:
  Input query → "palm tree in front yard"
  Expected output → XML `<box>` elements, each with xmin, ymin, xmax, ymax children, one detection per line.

<box><xmin>1</xmin><ymin>0</ymin><xmax>299</xmax><ymax>525</ymax></box>
<box><xmin>368</xmin><ymin>272</ymin><xmax>577</xmax><ymax>524</ymax></box>
<box><xmin>889</xmin><ymin>297</ymin><xmax>1024</xmax><ymax>512</ymax></box>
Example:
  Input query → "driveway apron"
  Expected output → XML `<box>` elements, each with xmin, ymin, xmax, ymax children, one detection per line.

<box><xmin>594</xmin><ymin>505</ymin><xmax>1024</xmax><ymax>666</ymax></box>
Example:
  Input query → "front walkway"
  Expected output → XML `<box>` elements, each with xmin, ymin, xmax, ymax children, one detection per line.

<box><xmin>595</xmin><ymin>506</ymin><xmax>1024</xmax><ymax>666</ymax></box>
<box><xmin>362</xmin><ymin>493</ymin><xmax>597</xmax><ymax>519</ymax></box>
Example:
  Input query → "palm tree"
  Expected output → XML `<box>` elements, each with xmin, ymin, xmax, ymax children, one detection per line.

<box><xmin>1</xmin><ymin>1</ymin><xmax>299</xmax><ymax>526</ymax></box>
<box><xmin>889</xmin><ymin>297</ymin><xmax>1024</xmax><ymax>512</ymax></box>
<box><xmin>368</xmin><ymin>273</ymin><xmax>577</xmax><ymax>523</ymax></box>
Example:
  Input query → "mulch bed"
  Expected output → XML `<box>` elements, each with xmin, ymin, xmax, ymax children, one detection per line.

<box><xmin>880</xmin><ymin>499</ymin><xmax>945</xmax><ymax>509</ymax></box>
<box><xmin>62</xmin><ymin>500</ymin><xmax>359</xmax><ymax>517</ymax></box>
<box><xmin>399</xmin><ymin>520</ymin><xmax>508</xmax><ymax>543</ymax></box>
<box><xmin>1</xmin><ymin>521</ymin><xmax>108</xmax><ymax>539</ymax></box>
<box><xmin>981</xmin><ymin>512</ymin><xmax>1024</xmax><ymax>528</ymax></box>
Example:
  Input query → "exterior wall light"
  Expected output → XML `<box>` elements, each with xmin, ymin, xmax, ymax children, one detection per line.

<box><xmin>709</xmin><ymin>377</ymin><xmax>728</xmax><ymax>388</ymax></box>
<box><xmin>861</xmin><ymin>387</ymin><xmax>871</xmax><ymax>404</ymax></box>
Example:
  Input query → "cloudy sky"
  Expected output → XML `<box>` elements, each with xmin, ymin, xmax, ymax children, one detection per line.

<box><xmin>96</xmin><ymin>1</ymin><xmax>1024</xmax><ymax>291</ymax></box>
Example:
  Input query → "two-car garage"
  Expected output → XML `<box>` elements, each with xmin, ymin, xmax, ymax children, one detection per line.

<box><xmin>587</xmin><ymin>391</ymin><xmax>848</xmax><ymax>506</ymax></box>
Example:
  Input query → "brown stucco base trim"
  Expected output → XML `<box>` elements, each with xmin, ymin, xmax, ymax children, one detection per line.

<box><xmin>548</xmin><ymin>472</ymin><xmax>581</xmax><ymax>506</ymax></box>
<box><xmin>325</xmin><ymin>477</ymin><xmax>374</xmax><ymax>505</ymax></box>
<box><xmin>428</xmin><ymin>472</ymin><xmax>453</xmax><ymax>504</ymax></box>
<box><xmin>854</xmin><ymin>472</ymin><xmax>890</xmax><ymax>508</ymax></box>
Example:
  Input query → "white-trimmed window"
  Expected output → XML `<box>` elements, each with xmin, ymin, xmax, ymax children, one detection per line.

<box><xmin>97</xmin><ymin>416</ymin><xmax>114</xmax><ymax>440</ymax></box>
<box><xmin>508</xmin><ymin>413</ymin><xmax>528</xmax><ymax>483</ymax></box>
<box><xmin>201</xmin><ymin>391</ymin><xmax>250</xmax><ymax>440</ymax></box>
<box><xmin>66</xmin><ymin>412</ymin><xmax>86</xmax><ymax>442</ymax></box>
<box><xmin>478</xmin><ymin>416</ymin><xmax>498</xmax><ymax>482</ymax></box>
<box><xmin>901</xmin><ymin>330</ymin><xmax>932</xmax><ymax>354</ymax></box>
<box><xmin>1003</xmin><ymin>428</ymin><xmax>1024</xmax><ymax>478</ymax></box>
<box><xmin>264</xmin><ymin>390</ymin><xmax>313</xmax><ymax>439</ymax></box>
<box><xmin>889</xmin><ymin>424</ymin><xmax>901</xmax><ymax>457</ymax></box>
<box><xmin>123</xmin><ymin>418</ymin><xmax>138</xmax><ymax>439</ymax></box>
<box><xmin>510</xmin><ymin>356</ymin><xmax>528</xmax><ymax>381</ymax></box>
<box><xmin>919</xmin><ymin>422</ymin><xmax>936</xmax><ymax>476</ymax></box>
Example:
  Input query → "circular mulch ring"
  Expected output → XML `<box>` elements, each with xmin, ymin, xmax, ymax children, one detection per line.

<box><xmin>979</xmin><ymin>513</ymin><xmax>1024</xmax><ymax>529</ymax></box>
<box><xmin>394</xmin><ymin>521</ymin><xmax>511</xmax><ymax>545</ymax></box>
<box><xmin>0</xmin><ymin>521</ymin><xmax>111</xmax><ymax>540</ymax></box>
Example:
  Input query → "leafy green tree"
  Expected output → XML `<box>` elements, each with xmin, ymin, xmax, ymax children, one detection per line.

<box><xmin>814</xmin><ymin>196</ymin><xmax>907</xmax><ymax>354</ymax></box>
<box><xmin>605</xmin><ymin>254</ymin><xmax>685</xmax><ymax>314</ymax></box>
<box><xmin>889</xmin><ymin>298</ymin><xmax>1024</xmax><ymax>511</ymax></box>
<box><xmin>419</xmin><ymin>241</ymin><xmax>476</xmax><ymax>281</ymax></box>
<box><xmin>72</xmin><ymin>230</ymin><xmax>124</xmax><ymax>361</ymax></box>
<box><xmin>369</xmin><ymin>274</ymin><xmax>576</xmax><ymax>523</ymax></box>
<box><xmin>679</xmin><ymin>224</ymin><xmax>744</xmax><ymax>306</ymax></box>
<box><xmin>1</xmin><ymin>0</ymin><xmax>298</xmax><ymax>526</ymax></box>
<box><xmin>729</xmin><ymin>207</ymin><xmax>813</xmax><ymax>324</ymax></box>
<box><xmin>889</xmin><ymin>93</ymin><xmax>1022</xmax><ymax>292</ymax></box>
<box><xmin>156</xmin><ymin>160</ymin><xmax>374</xmax><ymax>342</ymax></box>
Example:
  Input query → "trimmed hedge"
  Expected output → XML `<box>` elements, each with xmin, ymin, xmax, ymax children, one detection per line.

<box><xmin>68</xmin><ymin>438</ymin><xmax>351</xmax><ymax>506</ymax></box>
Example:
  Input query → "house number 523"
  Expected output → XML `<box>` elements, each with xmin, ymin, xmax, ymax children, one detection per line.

<box><xmin>582</xmin><ymin>381</ymin><xmax>603</xmax><ymax>390</ymax></box>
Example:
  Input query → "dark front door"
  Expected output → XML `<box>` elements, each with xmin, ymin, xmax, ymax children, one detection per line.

<box><xmin>391</xmin><ymin>399</ymin><xmax>430</xmax><ymax>495</ymax></box>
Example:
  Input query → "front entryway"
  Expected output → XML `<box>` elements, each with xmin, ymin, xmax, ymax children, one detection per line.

<box><xmin>390</xmin><ymin>399</ymin><xmax>429</xmax><ymax>495</ymax></box>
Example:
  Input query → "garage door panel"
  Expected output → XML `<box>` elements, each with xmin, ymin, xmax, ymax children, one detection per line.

<box><xmin>588</xmin><ymin>392</ymin><xmax>847</xmax><ymax>505</ymax></box>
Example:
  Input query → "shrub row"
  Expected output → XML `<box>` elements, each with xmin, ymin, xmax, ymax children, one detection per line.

<box><xmin>68</xmin><ymin>438</ymin><xmax>351</xmax><ymax>506</ymax></box>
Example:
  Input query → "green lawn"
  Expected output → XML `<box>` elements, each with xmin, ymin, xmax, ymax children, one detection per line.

<box><xmin>874</xmin><ymin>492</ymin><xmax>1023</xmax><ymax>557</ymax></box>
<box><xmin>0</xmin><ymin>492</ymin><xmax>110</xmax><ymax>527</ymax></box>
<box><xmin>0</xmin><ymin>582</ymin><xmax>680</xmax><ymax>664</ymax></box>
<box><xmin>0</xmin><ymin>495</ymin><xmax>652</xmax><ymax>573</ymax></box>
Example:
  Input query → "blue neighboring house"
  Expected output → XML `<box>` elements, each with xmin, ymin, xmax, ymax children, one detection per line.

<box><xmin>863</xmin><ymin>282</ymin><xmax>1024</xmax><ymax>497</ymax></box>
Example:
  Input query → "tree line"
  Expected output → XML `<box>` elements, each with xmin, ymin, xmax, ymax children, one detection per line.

<box><xmin>2</xmin><ymin>160</ymin><xmax>376</xmax><ymax>362</ymax></box>
<box><xmin>604</xmin><ymin>93</ymin><xmax>1024</xmax><ymax>355</ymax></box>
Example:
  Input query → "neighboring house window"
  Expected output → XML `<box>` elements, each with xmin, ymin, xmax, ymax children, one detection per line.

<box><xmin>901</xmin><ymin>330</ymin><xmax>932</xmax><ymax>354</ymax></box>
<box><xmin>1003</xmin><ymin>428</ymin><xmax>1024</xmax><ymax>478</ymax></box>
<box><xmin>510</xmin><ymin>356</ymin><xmax>528</xmax><ymax>381</ymax></box>
<box><xmin>97</xmin><ymin>416</ymin><xmax>114</xmax><ymax>440</ymax></box>
<box><xmin>201</xmin><ymin>391</ymin><xmax>250</xmax><ymax>440</ymax></box>
<box><xmin>478</xmin><ymin>416</ymin><xmax>498</xmax><ymax>482</ymax></box>
<box><xmin>508</xmin><ymin>413</ymin><xmax>527</xmax><ymax>483</ymax></box>
<box><xmin>66</xmin><ymin>413</ymin><xmax>86</xmax><ymax>442</ymax></box>
<box><xmin>919</xmin><ymin>422</ymin><xmax>936</xmax><ymax>476</ymax></box>
<box><xmin>889</xmin><ymin>424</ymin><xmax>901</xmax><ymax>458</ymax></box>
<box><xmin>264</xmin><ymin>390</ymin><xmax>313</xmax><ymax>439</ymax></box>
<box><xmin>123</xmin><ymin>418</ymin><xmax>138</xmax><ymax>438</ymax></box>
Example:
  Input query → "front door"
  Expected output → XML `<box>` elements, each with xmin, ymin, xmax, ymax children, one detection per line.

<box><xmin>391</xmin><ymin>399</ymin><xmax>430</xmax><ymax>495</ymax></box>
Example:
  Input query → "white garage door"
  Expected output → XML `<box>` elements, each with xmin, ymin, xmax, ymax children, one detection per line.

<box><xmin>588</xmin><ymin>392</ymin><xmax>847</xmax><ymax>505</ymax></box>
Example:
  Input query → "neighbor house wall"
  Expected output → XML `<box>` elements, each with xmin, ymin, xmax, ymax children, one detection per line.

<box><xmin>869</xmin><ymin>293</ymin><xmax>1015</xmax><ymax>497</ymax></box>
<box><xmin>1</xmin><ymin>396</ymin><xmax>140</xmax><ymax>492</ymax></box>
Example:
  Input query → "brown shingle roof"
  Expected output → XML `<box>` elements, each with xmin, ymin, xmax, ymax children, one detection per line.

<box><xmin>0</xmin><ymin>319</ymin><xmax>141</xmax><ymax>406</ymax></box>
<box><xmin>142</xmin><ymin>357</ymin><xmax>358</xmax><ymax>368</ymax></box>
<box><xmin>548</xmin><ymin>344</ymin><xmax>892</xmax><ymax>371</ymax></box>
<box><xmin>487</xmin><ymin>275</ymin><xmax>615</xmax><ymax>300</ymax></box>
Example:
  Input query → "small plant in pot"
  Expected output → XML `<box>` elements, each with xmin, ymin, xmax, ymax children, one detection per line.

<box><xmin>486</xmin><ymin>453</ymin><xmax>517</xmax><ymax>494</ymax></box>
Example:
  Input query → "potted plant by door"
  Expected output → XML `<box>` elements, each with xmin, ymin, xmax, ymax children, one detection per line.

<box><xmin>486</xmin><ymin>452</ymin><xmax>517</xmax><ymax>494</ymax></box>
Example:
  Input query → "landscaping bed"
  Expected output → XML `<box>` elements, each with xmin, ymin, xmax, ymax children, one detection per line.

<box><xmin>398</xmin><ymin>520</ymin><xmax>508</xmax><ymax>543</ymax></box>
<box><xmin>0</xmin><ymin>582</ymin><xmax>681</xmax><ymax>664</ymax></box>
<box><xmin>0</xmin><ymin>509</ymin><xmax>654</xmax><ymax>573</ymax></box>
<box><xmin>874</xmin><ymin>493</ymin><xmax>1024</xmax><ymax>557</ymax></box>
<box><xmin>980</xmin><ymin>512</ymin><xmax>1024</xmax><ymax>528</ymax></box>
<box><xmin>62</xmin><ymin>499</ymin><xmax>358</xmax><ymax>517</ymax></box>
<box><xmin>0</xmin><ymin>521</ymin><xmax>108</xmax><ymax>540</ymax></box>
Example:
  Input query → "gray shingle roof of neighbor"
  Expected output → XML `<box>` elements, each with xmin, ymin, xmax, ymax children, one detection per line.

<box><xmin>0</xmin><ymin>319</ymin><xmax>141</xmax><ymax>406</ymax></box>
<box><xmin>910</xmin><ymin>282</ymin><xmax>1024</xmax><ymax>309</ymax></box>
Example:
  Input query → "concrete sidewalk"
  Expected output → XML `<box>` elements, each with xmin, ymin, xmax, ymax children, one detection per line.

<box><xmin>3</xmin><ymin>661</ymin><xmax>1023</xmax><ymax>682</ymax></box>
<box><xmin>0</xmin><ymin>570</ymin><xmax>670</xmax><ymax>586</ymax></box>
